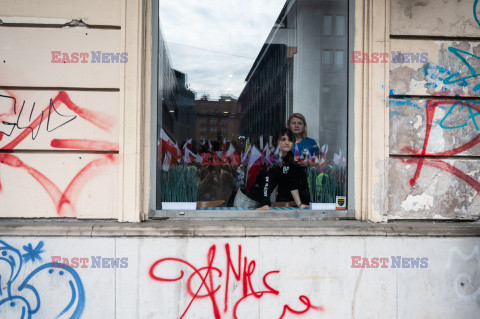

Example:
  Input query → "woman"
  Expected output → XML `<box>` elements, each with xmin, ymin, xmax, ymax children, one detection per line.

<box><xmin>287</xmin><ymin>113</ymin><xmax>320</xmax><ymax>157</ymax></box>
<box><xmin>233</xmin><ymin>128</ymin><xmax>310</xmax><ymax>210</ymax></box>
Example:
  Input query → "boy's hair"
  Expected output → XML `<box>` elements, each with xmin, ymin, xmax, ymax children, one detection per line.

<box><xmin>287</xmin><ymin>113</ymin><xmax>307</xmax><ymax>139</ymax></box>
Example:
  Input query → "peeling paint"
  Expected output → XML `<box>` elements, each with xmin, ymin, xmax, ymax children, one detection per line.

<box><xmin>427</xmin><ymin>125</ymin><xmax>446</xmax><ymax>153</ymax></box>
<box><xmin>414</xmin><ymin>115</ymin><xmax>423</xmax><ymax>129</ymax></box>
<box><xmin>400</xmin><ymin>193</ymin><xmax>434</xmax><ymax>211</ymax></box>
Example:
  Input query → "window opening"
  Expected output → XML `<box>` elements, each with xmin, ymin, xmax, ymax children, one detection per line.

<box><xmin>156</xmin><ymin>0</ymin><xmax>350</xmax><ymax>213</ymax></box>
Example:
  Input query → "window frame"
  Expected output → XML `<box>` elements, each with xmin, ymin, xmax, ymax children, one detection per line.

<box><xmin>149</xmin><ymin>0</ymin><xmax>355</xmax><ymax>220</ymax></box>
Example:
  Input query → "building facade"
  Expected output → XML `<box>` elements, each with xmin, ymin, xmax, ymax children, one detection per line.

<box><xmin>0</xmin><ymin>0</ymin><xmax>479</xmax><ymax>318</ymax></box>
<box><xmin>195</xmin><ymin>95</ymin><xmax>240</xmax><ymax>142</ymax></box>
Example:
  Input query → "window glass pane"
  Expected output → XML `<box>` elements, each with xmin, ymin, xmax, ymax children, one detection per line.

<box><xmin>334</xmin><ymin>50</ymin><xmax>344</xmax><ymax>69</ymax></box>
<box><xmin>322</xmin><ymin>50</ymin><xmax>332</xmax><ymax>65</ymax></box>
<box><xmin>323</xmin><ymin>15</ymin><xmax>332</xmax><ymax>36</ymax></box>
<box><xmin>334</xmin><ymin>15</ymin><xmax>345</xmax><ymax>36</ymax></box>
<box><xmin>157</xmin><ymin>0</ymin><xmax>349</xmax><ymax>211</ymax></box>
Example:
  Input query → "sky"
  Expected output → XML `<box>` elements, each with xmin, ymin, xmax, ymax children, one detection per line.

<box><xmin>159</xmin><ymin>0</ymin><xmax>286</xmax><ymax>100</ymax></box>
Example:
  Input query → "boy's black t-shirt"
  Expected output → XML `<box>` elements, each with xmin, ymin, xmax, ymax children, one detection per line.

<box><xmin>244</xmin><ymin>151</ymin><xmax>310</xmax><ymax>206</ymax></box>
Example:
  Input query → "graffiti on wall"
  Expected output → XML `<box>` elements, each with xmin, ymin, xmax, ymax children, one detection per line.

<box><xmin>149</xmin><ymin>243</ymin><xmax>324</xmax><ymax>319</ymax></box>
<box><xmin>398</xmin><ymin>62</ymin><xmax>480</xmax><ymax>195</ymax></box>
<box><xmin>0</xmin><ymin>91</ymin><xmax>118</xmax><ymax>217</ymax></box>
<box><xmin>386</xmin><ymin>0</ymin><xmax>480</xmax><ymax>217</ymax></box>
<box><xmin>474</xmin><ymin>0</ymin><xmax>480</xmax><ymax>29</ymax></box>
<box><xmin>442</xmin><ymin>47</ymin><xmax>480</xmax><ymax>91</ymax></box>
<box><xmin>400</xmin><ymin>92</ymin><xmax>480</xmax><ymax>193</ymax></box>
<box><xmin>0</xmin><ymin>239</ymin><xmax>85</xmax><ymax>318</ymax></box>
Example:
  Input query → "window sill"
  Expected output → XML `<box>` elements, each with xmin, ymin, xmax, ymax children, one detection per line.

<box><xmin>150</xmin><ymin>209</ymin><xmax>352</xmax><ymax>220</ymax></box>
<box><xmin>0</xmin><ymin>219</ymin><xmax>479</xmax><ymax>237</ymax></box>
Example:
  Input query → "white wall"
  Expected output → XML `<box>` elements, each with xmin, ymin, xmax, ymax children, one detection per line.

<box><xmin>1</xmin><ymin>236</ymin><xmax>478</xmax><ymax>318</ymax></box>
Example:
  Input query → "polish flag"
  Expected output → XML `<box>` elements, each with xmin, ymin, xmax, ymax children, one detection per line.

<box><xmin>320</xmin><ymin>144</ymin><xmax>328</xmax><ymax>157</ymax></box>
<box><xmin>261</xmin><ymin>144</ymin><xmax>272</xmax><ymax>166</ymax></box>
<box><xmin>334</xmin><ymin>149</ymin><xmax>346</xmax><ymax>165</ymax></box>
<box><xmin>173</xmin><ymin>142</ymin><xmax>182</xmax><ymax>164</ymax></box>
<box><xmin>183</xmin><ymin>147</ymin><xmax>202</xmax><ymax>164</ymax></box>
<box><xmin>226</xmin><ymin>144</ymin><xmax>240</xmax><ymax>166</ymax></box>
<box><xmin>245</xmin><ymin>145</ymin><xmax>262</xmax><ymax>192</ymax></box>
<box><xmin>274</xmin><ymin>145</ymin><xmax>280</xmax><ymax>156</ymax></box>
<box><xmin>242</xmin><ymin>144</ymin><xmax>251</xmax><ymax>165</ymax></box>
<box><xmin>220</xmin><ymin>138</ymin><xmax>227</xmax><ymax>154</ymax></box>
<box><xmin>318</xmin><ymin>144</ymin><xmax>328</xmax><ymax>168</ymax></box>
<box><xmin>162</xmin><ymin>152</ymin><xmax>172</xmax><ymax>171</ymax></box>
<box><xmin>270</xmin><ymin>145</ymin><xmax>280</xmax><ymax>165</ymax></box>
<box><xmin>159</xmin><ymin>128</ymin><xmax>181</xmax><ymax>163</ymax></box>
<box><xmin>182</xmin><ymin>138</ymin><xmax>193</xmax><ymax>152</ymax></box>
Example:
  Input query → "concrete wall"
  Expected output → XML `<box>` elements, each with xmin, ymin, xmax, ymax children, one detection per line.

<box><xmin>0</xmin><ymin>236</ymin><xmax>478</xmax><ymax>318</ymax></box>
<box><xmin>388</xmin><ymin>0</ymin><xmax>480</xmax><ymax>219</ymax></box>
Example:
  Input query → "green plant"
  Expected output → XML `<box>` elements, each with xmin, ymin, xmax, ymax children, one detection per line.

<box><xmin>159</xmin><ymin>164</ymin><xmax>199</xmax><ymax>202</ymax></box>
<box><xmin>307</xmin><ymin>165</ymin><xmax>346</xmax><ymax>203</ymax></box>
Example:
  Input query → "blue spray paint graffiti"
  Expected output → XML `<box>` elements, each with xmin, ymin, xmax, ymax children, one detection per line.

<box><xmin>474</xmin><ymin>0</ymin><xmax>480</xmax><ymax>29</ymax></box>
<box><xmin>434</xmin><ymin>1</ymin><xmax>480</xmax><ymax>130</ymax></box>
<box><xmin>439</xmin><ymin>101</ymin><xmax>480</xmax><ymax>130</ymax></box>
<box><xmin>0</xmin><ymin>240</ymin><xmax>85</xmax><ymax>318</ymax></box>
<box><xmin>443</xmin><ymin>47</ymin><xmax>480</xmax><ymax>91</ymax></box>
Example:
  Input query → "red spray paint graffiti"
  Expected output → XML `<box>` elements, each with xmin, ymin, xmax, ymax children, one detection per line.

<box><xmin>401</xmin><ymin>92</ymin><xmax>480</xmax><ymax>192</ymax></box>
<box><xmin>0</xmin><ymin>91</ymin><xmax>119</xmax><ymax>216</ymax></box>
<box><xmin>149</xmin><ymin>244</ymin><xmax>324</xmax><ymax>319</ymax></box>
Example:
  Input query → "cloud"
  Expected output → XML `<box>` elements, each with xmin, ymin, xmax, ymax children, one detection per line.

<box><xmin>159</xmin><ymin>0</ymin><xmax>286</xmax><ymax>99</ymax></box>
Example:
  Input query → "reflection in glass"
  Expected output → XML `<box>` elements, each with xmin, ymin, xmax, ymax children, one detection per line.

<box><xmin>335</xmin><ymin>15</ymin><xmax>346</xmax><ymax>36</ymax></box>
<box><xmin>334</xmin><ymin>50</ymin><xmax>344</xmax><ymax>69</ymax></box>
<box><xmin>323</xmin><ymin>15</ymin><xmax>332</xmax><ymax>36</ymax></box>
<box><xmin>322</xmin><ymin>50</ymin><xmax>332</xmax><ymax>65</ymax></box>
<box><xmin>157</xmin><ymin>0</ymin><xmax>349</xmax><ymax>210</ymax></box>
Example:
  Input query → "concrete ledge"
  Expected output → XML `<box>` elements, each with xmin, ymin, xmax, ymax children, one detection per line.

<box><xmin>0</xmin><ymin>219</ymin><xmax>479</xmax><ymax>237</ymax></box>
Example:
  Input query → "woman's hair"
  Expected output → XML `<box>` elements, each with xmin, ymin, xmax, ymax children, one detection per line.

<box><xmin>287</xmin><ymin>113</ymin><xmax>307</xmax><ymax>139</ymax></box>
<box><xmin>275</xmin><ymin>127</ymin><xmax>295</xmax><ymax>144</ymax></box>
<box><xmin>273</xmin><ymin>127</ymin><xmax>295</xmax><ymax>164</ymax></box>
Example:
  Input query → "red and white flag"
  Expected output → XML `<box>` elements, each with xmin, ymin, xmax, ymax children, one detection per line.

<box><xmin>159</xmin><ymin>128</ymin><xmax>181</xmax><ymax>164</ymax></box>
<box><xmin>162</xmin><ymin>152</ymin><xmax>172</xmax><ymax>171</ymax></box>
<box><xmin>334</xmin><ymin>149</ymin><xmax>346</xmax><ymax>165</ymax></box>
<box><xmin>226</xmin><ymin>144</ymin><xmax>240</xmax><ymax>166</ymax></box>
<box><xmin>242</xmin><ymin>144</ymin><xmax>251</xmax><ymax>165</ymax></box>
<box><xmin>245</xmin><ymin>145</ymin><xmax>262</xmax><ymax>192</ymax></box>
<box><xmin>221</xmin><ymin>138</ymin><xmax>227</xmax><ymax>154</ymax></box>
<box><xmin>182</xmin><ymin>138</ymin><xmax>193</xmax><ymax>152</ymax></box>
<box><xmin>183</xmin><ymin>147</ymin><xmax>202</xmax><ymax>164</ymax></box>
<box><xmin>261</xmin><ymin>144</ymin><xmax>272</xmax><ymax>166</ymax></box>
